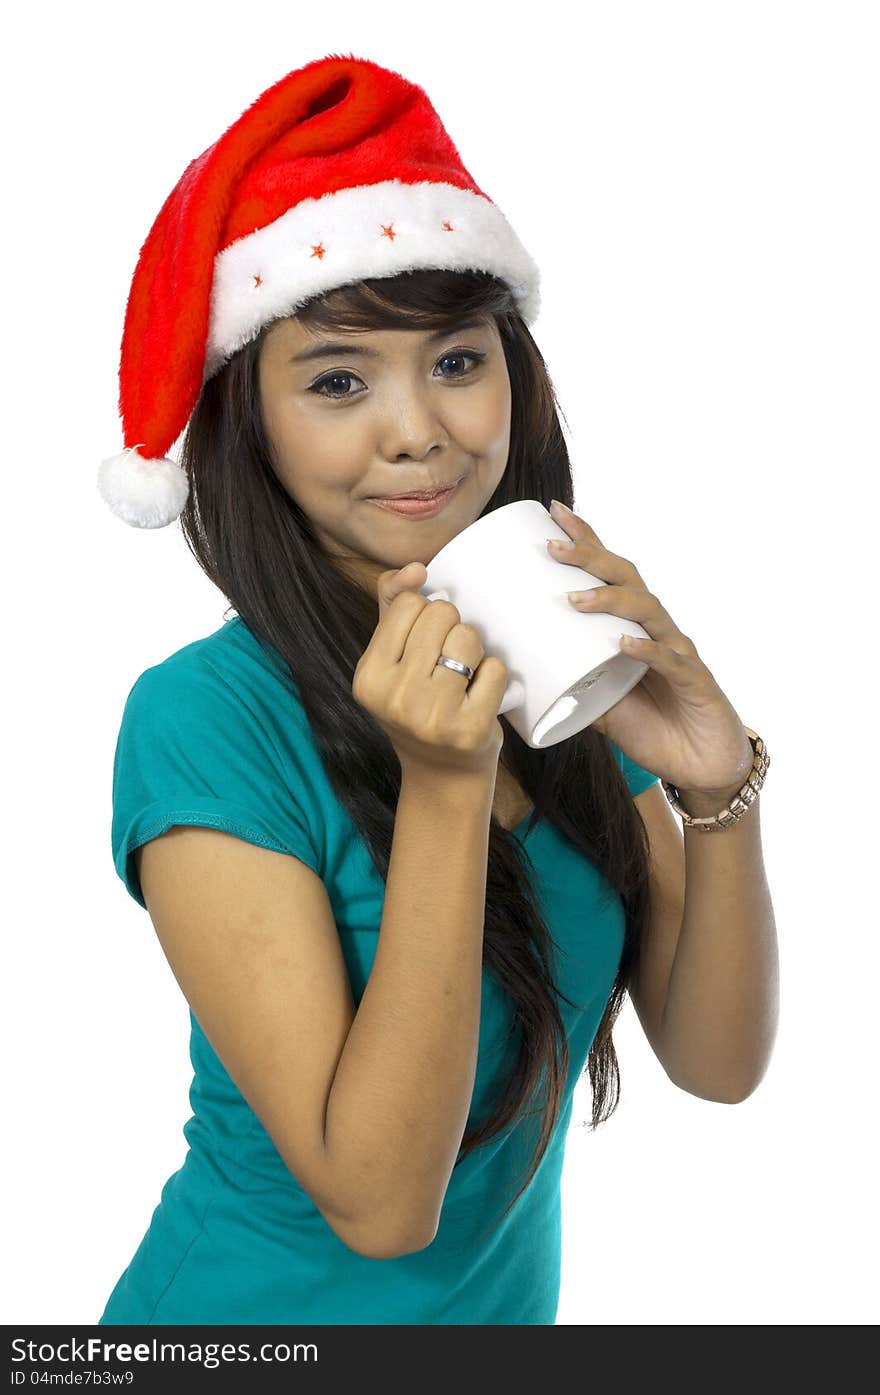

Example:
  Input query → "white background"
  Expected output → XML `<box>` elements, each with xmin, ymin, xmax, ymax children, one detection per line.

<box><xmin>4</xmin><ymin>0</ymin><xmax>877</xmax><ymax>1327</ymax></box>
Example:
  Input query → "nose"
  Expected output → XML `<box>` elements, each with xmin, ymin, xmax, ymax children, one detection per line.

<box><xmin>380</xmin><ymin>394</ymin><xmax>449</xmax><ymax>461</ymax></box>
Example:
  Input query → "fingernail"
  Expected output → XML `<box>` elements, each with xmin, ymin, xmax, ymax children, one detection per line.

<box><xmin>547</xmin><ymin>537</ymin><xmax>575</xmax><ymax>550</ymax></box>
<box><xmin>550</xmin><ymin>499</ymin><xmax>571</xmax><ymax>514</ymax></box>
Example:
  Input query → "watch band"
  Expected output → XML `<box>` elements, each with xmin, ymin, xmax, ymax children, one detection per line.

<box><xmin>661</xmin><ymin>726</ymin><xmax>769</xmax><ymax>832</ymax></box>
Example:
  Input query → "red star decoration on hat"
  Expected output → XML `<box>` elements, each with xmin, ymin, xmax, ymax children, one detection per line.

<box><xmin>310</xmin><ymin>243</ymin><xmax>326</xmax><ymax>260</ymax></box>
<box><xmin>380</xmin><ymin>224</ymin><xmax>396</xmax><ymax>241</ymax></box>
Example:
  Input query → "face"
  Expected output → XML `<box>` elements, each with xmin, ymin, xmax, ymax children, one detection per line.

<box><xmin>257</xmin><ymin>311</ymin><xmax>512</xmax><ymax>598</ymax></box>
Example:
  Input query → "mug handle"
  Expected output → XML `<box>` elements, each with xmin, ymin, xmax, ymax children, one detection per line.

<box><xmin>425</xmin><ymin>590</ymin><xmax>526</xmax><ymax>714</ymax></box>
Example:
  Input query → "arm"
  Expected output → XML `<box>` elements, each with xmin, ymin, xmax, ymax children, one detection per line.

<box><xmin>629</xmin><ymin>780</ymin><xmax>779</xmax><ymax>1104</ymax></box>
<box><xmin>135</xmin><ymin>765</ymin><xmax>496</xmax><ymax>1263</ymax></box>
<box><xmin>322</xmin><ymin>766</ymin><xmax>495</xmax><ymax>1255</ymax></box>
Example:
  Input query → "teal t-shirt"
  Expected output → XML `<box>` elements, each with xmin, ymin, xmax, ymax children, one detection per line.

<box><xmin>99</xmin><ymin>615</ymin><xmax>658</xmax><ymax>1326</ymax></box>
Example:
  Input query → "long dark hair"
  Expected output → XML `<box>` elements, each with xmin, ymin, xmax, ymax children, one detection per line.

<box><xmin>178</xmin><ymin>269</ymin><xmax>652</xmax><ymax>1238</ymax></box>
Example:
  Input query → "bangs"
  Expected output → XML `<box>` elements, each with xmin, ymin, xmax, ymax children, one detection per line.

<box><xmin>290</xmin><ymin>268</ymin><xmax>517</xmax><ymax>337</ymax></box>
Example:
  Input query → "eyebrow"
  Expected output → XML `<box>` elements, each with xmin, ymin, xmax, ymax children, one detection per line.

<box><xmin>288</xmin><ymin>320</ymin><xmax>490</xmax><ymax>365</ymax></box>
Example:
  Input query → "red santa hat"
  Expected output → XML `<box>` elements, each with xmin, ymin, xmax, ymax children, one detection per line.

<box><xmin>98</xmin><ymin>52</ymin><xmax>541</xmax><ymax>529</ymax></box>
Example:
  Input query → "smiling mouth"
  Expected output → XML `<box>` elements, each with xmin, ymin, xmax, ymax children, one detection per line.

<box><xmin>368</xmin><ymin>473</ymin><xmax>466</xmax><ymax>501</ymax></box>
<box><xmin>367</xmin><ymin>476</ymin><xmax>465</xmax><ymax>516</ymax></box>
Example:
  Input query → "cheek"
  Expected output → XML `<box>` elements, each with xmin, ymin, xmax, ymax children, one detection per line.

<box><xmin>464</xmin><ymin>374</ymin><xmax>512</xmax><ymax>462</ymax></box>
<box><xmin>272</xmin><ymin>408</ymin><xmax>367</xmax><ymax>496</ymax></box>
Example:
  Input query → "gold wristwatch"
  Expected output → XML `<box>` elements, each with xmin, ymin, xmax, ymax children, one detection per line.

<box><xmin>661</xmin><ymin>727</ymin><xmax>769</xmax><ymax>832</ymax></box>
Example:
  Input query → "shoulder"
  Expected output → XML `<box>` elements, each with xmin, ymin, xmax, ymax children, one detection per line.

<box><xmin>122</xmin><ymin>615</ymin><xmax>310</xmax><ymax>742</ymax></box>
<box><xmin>114</xmin><ymin>615</ymin><xmax>324</xmax><ymax>818</ymax></box>
<box><xmin>111</xmin><ymin>617</ymin><xmax>326</xmax><ymax>907</ymax></box>
<box><xmin>126</xmin><ymin>613</ymin><xmax>281</xmax><ymax>695</ymax></box>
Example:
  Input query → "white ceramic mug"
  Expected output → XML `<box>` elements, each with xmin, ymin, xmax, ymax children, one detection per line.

<box><xmin>420</xmin><ymin>499</ymin><xmax>651</xmax><ymax>749</ymax></box>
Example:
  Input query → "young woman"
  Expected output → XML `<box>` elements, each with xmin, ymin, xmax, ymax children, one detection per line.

<box><xmin>96</xmin><ymin>54</ymin><xmax>777</xmax><ymax>1326</ymax></box>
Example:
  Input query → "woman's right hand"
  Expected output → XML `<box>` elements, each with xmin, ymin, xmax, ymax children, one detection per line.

<box><xmin>352</xmin><ymin>561</ymin><xmax>509</xmax><ymax>780</ymax></box>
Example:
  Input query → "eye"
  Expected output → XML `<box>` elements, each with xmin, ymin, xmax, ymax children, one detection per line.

<box><xmin>307</xmin><ymin>350</ymin><xmax>486</xmax><ymax>401</ymax></box>
<box><xmin>308</xmin><ymin>370</ymin><xmax>366</xmax><ymax>400</ymax></box>
<box><xmin>434</xmin><ymin>350</ymin><xmax>486</xmax><ymax>380</ymax></box>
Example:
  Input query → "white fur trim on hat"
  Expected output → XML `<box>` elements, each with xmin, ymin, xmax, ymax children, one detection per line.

<box><xmin>97</xmin><ymin>446</ymin><xmax>190</xmax><ymax>530</ymax></box>
<box><xmin>203</xmin><ymin>179</ymin><xmax>541</xmax><ymax>381</ymax></box>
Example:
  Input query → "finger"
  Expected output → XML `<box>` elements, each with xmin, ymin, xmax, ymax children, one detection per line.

<box><xmin>618</xmin><ymin>631</ymin><xmax>705</xmax><ymax>682</ymax></box>
<box><xmin>547</xmin><ymin>534</ymin><xmax>639</xmax><ymax>586</ymax></box>
<box><xmin>547</xmin><ymin>505</ymin><xmax>643</xmax><ymax>585</ymax></box>
<box><xmin>567</xmin><ymin>585</ymin><xmax>689</xmax><ymax>650</ymax></box>
<box><xmin>367</xmin><ymin>562</ymin><xmax>433</xmax><ymax>669</ymax></box>
<box><xmin>460</xmin><ymin>652</ymin><xmax>510</xmax><ymax>715</ymax></box>
<box><xmin>376</xmin><ymin>561</ymin><xmax>428</xmax><ymax>615</ymax></box>
<box><xmin>424</xmin><ymin>618</ymin><xmax>485</xmax><ymax>694</ymax></box>
<box><xmin>549</xmin><ymin>498</ymin><xmax>605</xmax><ymax>547</ymax></box>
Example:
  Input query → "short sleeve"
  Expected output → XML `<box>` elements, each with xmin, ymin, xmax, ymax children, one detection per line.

<box><xmin>609</xmin><ymin>740</ymin><xmax>661</xmax><ymax>797</ymax></box>
<box><xmin>111</xmin><ymin>655</ymin><xmax>321</xmax><ymax>910</ymax></box>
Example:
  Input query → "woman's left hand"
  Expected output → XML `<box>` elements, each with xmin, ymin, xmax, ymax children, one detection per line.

<box><xmin>546</xmin><ymin>499</ymin><xmax>754</xmax><ymax>799</ymax></box>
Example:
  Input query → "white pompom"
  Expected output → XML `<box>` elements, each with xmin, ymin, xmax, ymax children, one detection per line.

<box><xmin>97</xmin><ymin>446</ymin><xmax>190</xmax><ymax>529</ymax></box>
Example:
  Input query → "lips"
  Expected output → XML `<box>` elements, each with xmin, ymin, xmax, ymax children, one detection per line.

<box><xmin>369</xmin><ymin>474</ymin><xmax>465</xmax><ymax>501</ymax></box>
<box><xmin>368</xmin><ymin>476</ymin><xmax>465</xmax><ymax>517</ymax></box>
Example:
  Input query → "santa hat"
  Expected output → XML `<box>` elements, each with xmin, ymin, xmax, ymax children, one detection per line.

<box><xmin>98</xmin><ymin>52</ymin><xmax>541</xmax><ymax>529</ymax></box>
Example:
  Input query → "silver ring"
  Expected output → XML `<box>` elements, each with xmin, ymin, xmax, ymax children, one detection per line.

<box><xmin>434</xmin><ymin>655</ymin><xmax>474</xmax><ymax>680</ymax></box>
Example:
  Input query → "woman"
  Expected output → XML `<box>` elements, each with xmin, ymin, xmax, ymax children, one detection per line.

<box><xmin>96</xmin><ymin>54</ymin><xmax>777</xmax><ymax>1326</ymax></box>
